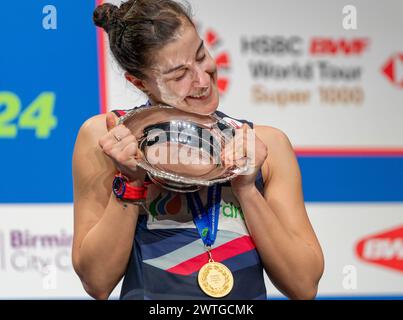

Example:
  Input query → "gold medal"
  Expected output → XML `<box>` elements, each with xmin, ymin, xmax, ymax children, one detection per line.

<box><xmin>198</xmin><ymin>249</ymin><xmax>234</xmax><ymax>298</ymax></box>
<box><xmin>189</xmin><ymin>186</ymin><xmax>233</xmax><ymax>298</ymax></box>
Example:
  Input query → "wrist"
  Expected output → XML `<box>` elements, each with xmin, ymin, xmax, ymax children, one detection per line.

<box><xmin>127</xmin><ymin>179</ymin><xmax>145</xmax><ymax>187</ymax></box>
<box><xmin>112</xmin><ymin>173</ymin><xmax>150</xmax><ymax>202</ymax></box>
<box><xmin>232</xmin><ymin>184</ymin><xmax>259</xmax><ymax>199</ymax></box>
<box><xmin>117</xmin><ymin>170</ymin><xmax>147</xmax><ymax>186</ymax></box>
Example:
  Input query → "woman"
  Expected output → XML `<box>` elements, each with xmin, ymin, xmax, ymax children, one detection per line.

<box><xmin>72</xmin><ymin>0</ymin><xmax>324</xmax><ymax>300</ymax></box>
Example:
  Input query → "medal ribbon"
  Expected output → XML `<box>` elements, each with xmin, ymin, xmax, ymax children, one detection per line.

<box><xmin>186</xmin><ymin>184</ymin><xmax>222</xmax><ymax>247</ymax></box>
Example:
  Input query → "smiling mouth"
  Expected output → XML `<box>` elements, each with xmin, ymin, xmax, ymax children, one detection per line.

<box><xmin>187</xmin><ymin>86</ymin><xmax>212</xmax><ymax>100</ymax></box>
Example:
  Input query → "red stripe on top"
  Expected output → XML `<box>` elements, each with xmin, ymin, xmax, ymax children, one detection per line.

<box><xmin>114</xmin><ymin>110</ymin><xmax>127</xmax><ymax>117</ymax></box>
<box><xmin>166</xmin><ymin>235</ymin><xmax>256</xmax><ymax>276</ymax></box>
<box><xmin>96</xmin><ymin>0</ymin><xmax>107</xmax><ymax>114</ymax></box>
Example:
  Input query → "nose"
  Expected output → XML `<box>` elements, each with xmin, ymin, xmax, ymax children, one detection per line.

<box><xmin>193</xmin><ymin>65</ymin><xmax>210</xmax><ymax>88</ymax></box>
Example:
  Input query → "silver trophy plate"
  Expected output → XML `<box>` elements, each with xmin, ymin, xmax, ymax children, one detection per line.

<box><xmin>119</xmin><ymin>105</ymin><xmax>248</xmax><ymax>192</ymax></box>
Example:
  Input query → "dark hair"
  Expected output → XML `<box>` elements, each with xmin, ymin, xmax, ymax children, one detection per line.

<box><xmin>93</xmin><ymin>0</ymin><xmax>194</xmax><ymax>80</ymax></box>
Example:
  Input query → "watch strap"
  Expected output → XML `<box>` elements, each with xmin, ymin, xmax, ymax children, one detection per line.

<box><xmin>113</xmin><ymin>174</ymin><xmax>151</xmax><ymax>202</ymax></box>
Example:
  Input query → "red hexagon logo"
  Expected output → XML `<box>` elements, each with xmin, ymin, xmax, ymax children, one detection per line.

<box><xmin>382</xmin><ymin>53</ymin><xmax>403</xmax><ymax>88</ymax></box>
<box><xmin>204</xmin><ymin>28</ymin><xmax>231</xmax><ymax>95</ymax></box>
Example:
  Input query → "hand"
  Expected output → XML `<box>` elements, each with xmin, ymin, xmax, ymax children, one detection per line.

<box><xmin>221</xmin><ymin>124</ymin><xmax>268</xmax><ymax>195</ymax></box>
<box><xmin>99</xmin><ymin>112</ymin><xmax>146</xmax><ymax>184</ymax></box>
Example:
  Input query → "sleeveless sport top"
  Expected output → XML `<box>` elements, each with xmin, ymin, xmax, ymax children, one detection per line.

<box><xmin>112</xmin><ymin>106</ymin><xmax>267</xmax><ymax>300</ymax></box>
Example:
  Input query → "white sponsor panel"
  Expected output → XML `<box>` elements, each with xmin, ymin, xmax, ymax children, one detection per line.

<box><xmin>0</xmin><ymin>204</ymin><xmax>402</xmax><ymax>299</ymax></box>
<box><xmin>267</xmin><ymin>203</ymin><xmax>403</xmax><ymax>299</ymax></box>
<box><xmin>0</xmin><ymin>205</ymin><xmax>122</xmax><ymax>299</ymax></box>
<box><xmin>104</xmin><ymin>0</ymin><xmax>403</xmax><ymax>148</ymax></box>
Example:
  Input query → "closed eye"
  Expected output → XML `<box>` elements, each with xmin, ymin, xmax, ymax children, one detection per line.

<box><xmin>174</xmin><ymin>71</ymin><xmax>187</xmax><ymax>81</ymax></box>
<box><xmin>196</xmin><ymin>53</ymin><xmax>206</xmax><ymax>62</ymax></box>
<box><xmin>196</xmin><ymin>42</ymin><xmax>206</xmax><ymax>62</ymax></box>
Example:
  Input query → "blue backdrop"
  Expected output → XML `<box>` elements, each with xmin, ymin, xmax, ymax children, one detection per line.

<box><xmin>0</xmin><ymin>1</ymin><xmax>100</xmax><ymax>202</ymax></box>
<box><xmin>1</xmin><ymin>1</ymin><xmax>402</xmax><ymax>203</ymax></box>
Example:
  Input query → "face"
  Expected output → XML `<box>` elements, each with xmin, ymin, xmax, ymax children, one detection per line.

<box><xmin>141</xmin><ymin>21</ymin><xmax>219</xmax><ymax>115</ymax></box>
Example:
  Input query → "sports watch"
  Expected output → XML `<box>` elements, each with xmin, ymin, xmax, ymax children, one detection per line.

<box><xmin>112</xmin><ymin>174</ymin><xmax>149</xmax><ymax>202</ymax></box>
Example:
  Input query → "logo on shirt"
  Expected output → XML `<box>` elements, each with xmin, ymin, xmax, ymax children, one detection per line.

<box><xmin>222</xmin><ymin>202</ymin><xmax>244</xmax><ymax>220</ymax></box>
<box><xmin>149</xmin><ymin>192</ymin><xmax>182</xmax><ymax>219</ymax></box>
<box><xmin>149</xmin><ymin>192</ymin><xmax>244</xmax><ymax>221</ymax></box>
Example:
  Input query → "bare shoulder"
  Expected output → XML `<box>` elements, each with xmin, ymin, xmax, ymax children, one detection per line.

<box><xmin>72</xmin><ymin>113</ymin><xmax>117</xmax><ymax>200</ymax></box>
<box><xmin>254</xmin><ymin>125</ymin><xmax>297</xmax><ymax>184</ymax></box>
<box><xmin>254</xmin><ymin>125</ymin><xmax>293</xmax><ymax>150</ymax></box>
<box><xmin>76</xmin><ymin>113</ymin><xmax>108</xmax><ymax>141</ymax></box>
<box><xmin>73</xmin><ymin>114</ymin><xmax>109</xmax><ymax>171</ymax></box>
<box><xmin>73</xmin><ymin>112</ymin><xmax>119</xmax><ymax>157</ymax></box>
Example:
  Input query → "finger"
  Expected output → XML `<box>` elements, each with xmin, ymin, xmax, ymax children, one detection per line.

<box><xmin>222</xmin><ymin>148</ymin><xmax>237</xmax><ymax>165</ymax></box>
<box><xmin>109</xmin><ymin>125</ymin><xmax>132</xmax><ymax>142</ymax></box>
<box><xmin>222</xmin><ymin>144</ymin><xmax>244</xmax><ymax>162</ymax></box>
<box><xmin>221</xmin><ymin>142</ymin><xmax>234</xmax><ymax>163</ymax></box>
<box><xmin>101</xmin><ymin>134</ymin><xmax>135</xmax><ymax>158</ymax></box>
<box><xmin>110</xmin><ymin>134</ymin><xmax>136</xmax><ymax>153</ymax></box>
<box><xmin>228</xmin><ymin>129</ymin><xmax>244</xmax><ymax>160</ymax></box>
<box><xmin>106</xmin><ymin>112</ymin><xmax>117</xmax><ymax>132</ymax></box>
<box><xmin>121</xmin><ymin>141</ymin><xmax>139</xmax><ymax>162</ymax></box>
<box><xmin>115</xmin><ymin>142</ymin><xmax>140</xmax><ymax>169</ymax></box>
<box><xmin>223</xmin><ymin>141</ymin><xmax>247</xmax><ymax>161</ymax></box>
<box><xmin>222</xmin><ymin>125</ymin><xmax>249</xmax><ymax>163</ymax></box>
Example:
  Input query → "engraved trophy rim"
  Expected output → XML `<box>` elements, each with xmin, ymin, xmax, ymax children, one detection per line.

<box><xmin>118</xmin><ymin>105</ymin><xmax>249</xmax><ymax>192</ymax></box>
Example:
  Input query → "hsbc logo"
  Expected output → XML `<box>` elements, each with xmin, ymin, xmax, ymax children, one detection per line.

<box><xmin>382</xmin><ymin>53</ymin><xmax>403</xmax><ymax>88</ymax></box>
<box><xmin>204</xmin><ymin>29</ymin><xmax>231</xmax><ymax>95</ymax></box>
<box><xmin>355</xmin><ymin>225</ymin><xmax>403</xmax><ymax>273</ymax></box>
<box><xmin>241</xmin><ymin>36</ymin><xmax>303</xmax><ymax>56</ymax></box>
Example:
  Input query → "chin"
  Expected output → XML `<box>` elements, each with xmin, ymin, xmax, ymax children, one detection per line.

<box><xmin>201</xmin><ymin>100</ymin><xmax>219</xmax><ymax>115</ymax></box>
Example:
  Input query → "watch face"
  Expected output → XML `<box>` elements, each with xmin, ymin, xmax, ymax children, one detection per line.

<box><xmin>113</xmin><ymin>176</ymin><xmax>126</xmax><ymax>198</ymax></box>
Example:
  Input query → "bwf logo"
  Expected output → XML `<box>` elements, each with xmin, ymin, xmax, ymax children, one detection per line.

<box><xmin>355</xmin><ymin>225</ymin><xmax>403</xmax><ymax>273</ymax></box>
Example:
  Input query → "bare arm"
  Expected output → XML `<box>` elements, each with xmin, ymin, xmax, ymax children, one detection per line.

<box><xmin>231</xmin><ymin>126</ymin><xmax>324</xmax><ymax>300</ymax></box>
<box><xmin>72</xmin><ymin>114</ymin><xmax>143</xmax><ymax>300</ymax></box>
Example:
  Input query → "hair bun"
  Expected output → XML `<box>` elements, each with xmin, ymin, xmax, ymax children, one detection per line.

<box><xmin>93</xmin><ymin>3</ymin><xmax>118</xmax><ymax>32</ymax></box>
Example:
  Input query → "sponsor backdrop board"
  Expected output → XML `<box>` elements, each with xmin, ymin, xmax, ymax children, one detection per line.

<box><xmin>0</xmin><ymin>0</ymin><xmax>402</xmax><ymax>299</ymax></box>
<box><xmin>0</xmin><ymin>205</ymin><xmax>121</xmax><ymax>299</ymax></box>
<box><xmin>0</xmin><ymin>204</ymin><xmax>401</xmax><ymax>299</ymax></box>
<box><xmin>105</xmin><ymin>0</ymin><xmax>403</xmax><ymax>202</ymax></box>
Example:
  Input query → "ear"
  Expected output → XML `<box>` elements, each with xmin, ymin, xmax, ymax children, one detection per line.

<box><xmin>125</xmin><ymin>72</ymin><xmax>147</xmax><ymax>92</ymax></box>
